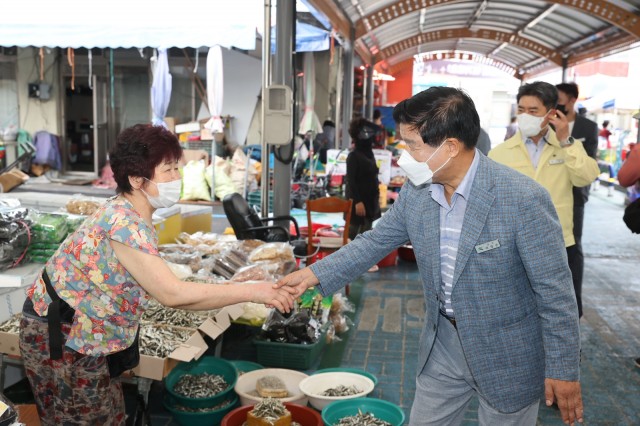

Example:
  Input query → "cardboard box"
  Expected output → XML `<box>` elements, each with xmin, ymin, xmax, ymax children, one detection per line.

<box><xmin>175</xmin><ymin>122</ymin><xmax>201</xmax><ymax>134</ymax></box>
<box><xmin>0</xmin><ymin>330</ymin><xmax>20</xmax><ymax>356</ymax></box>
<box><xmin>198</xmin><ymin>303</ymin><xmax>245</xmax><ymax>340</ymax></box>
<box><xmin>133</xmin><ymin>330</ymin><xmax>208</xmax><ymax>381</ymax></box>
<box><xmin>164</xmin><ymin>117</ymin><xmax>179</xmax><ymax>134</ymax></box>
<box><xmin>133</xmin><ymin>305</ymin><xmax>242</xmax><ymax>380</ymax></box>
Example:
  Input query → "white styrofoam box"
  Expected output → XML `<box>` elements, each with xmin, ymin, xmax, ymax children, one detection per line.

<box><xmin>175</xmin><ymin>122</ymin><xmax>201</xmax><ymax>134</ymax></box>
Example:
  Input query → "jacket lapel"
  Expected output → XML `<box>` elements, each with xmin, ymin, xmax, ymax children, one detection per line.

<box><xmin>452</xmin><ymin>155</ymin><xmax>495</xmax><ymax>288</ymax></box>
<box><xmin>419</xmin><ymin>186</ymin><xmax>442</xmax><ymax>291</ymax></box>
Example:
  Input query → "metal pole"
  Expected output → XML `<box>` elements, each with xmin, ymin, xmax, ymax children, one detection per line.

<box><xmin>366</xmin><ymin>64</ymin><xmax>374</xmax><ymax>119</ymax></box>
<box><xmin>273</xmin><ymin>0</ymin><xmax>295</xmax><ymax>221</ymax></box>
<box><xmin>340</xmin><ymin>29</ymin><xmax>355</xmax><ymax>149</ymax></box>
<box><xmin>260</xmin><ymin>0</ymin><xmax>271</xmax><ymax>214</ymax></box>
<box><xmin>334</xmin><ymin>46</ymin><xmax>343</xmax><ymax>150</ymax></box>
<box><xmin>561</xmin><ymin>56</ymin><xmax>568</xmax><ymax>83</ymax></box>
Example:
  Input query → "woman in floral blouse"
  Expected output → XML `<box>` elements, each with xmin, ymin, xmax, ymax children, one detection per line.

<box><xmin>18</xmin><ymin>124</ymin><xmax>296</xmax><ymax>426</ymax></box>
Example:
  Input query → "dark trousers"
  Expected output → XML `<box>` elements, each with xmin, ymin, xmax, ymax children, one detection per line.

<box><xmin>567</xmin><ymin>204</ymin><xmax>585</xmax><ymax>318</ymax></box>
<box><xmin>349</xmin><ymin>217</ymin><xmax>374</xmax><ymax>241</ymax></box>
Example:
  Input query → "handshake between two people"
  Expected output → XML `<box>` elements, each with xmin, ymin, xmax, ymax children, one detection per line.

<box><xmin>263</xmin><ymin>267</ymin><xmax>320</xmax><ymax>312</ymax></box>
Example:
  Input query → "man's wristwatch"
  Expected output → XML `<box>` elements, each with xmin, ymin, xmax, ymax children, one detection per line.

<box><xmin>560</xmin><ymin>136</ymin><xmax>575</xmax><ymax>148</ymax></box>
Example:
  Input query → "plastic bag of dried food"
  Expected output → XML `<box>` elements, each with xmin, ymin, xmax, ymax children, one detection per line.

<box><xmin>238</xmin><ymin>301</ymin><xmax>271</xmax><ymax>325</ymax></box>
<box><xmin>230</xmin><ymin>264</ymin><xmax>273</xmax><ymax>283</ymax></box>
<box><xmin>0</xmin><ymin>391</ymin><xmax>18</xmax><ymax>426</ymax></box>
<box><xmin>260</xmin><ymin>308</ymin><xmax>320</xmax><ymax>344</ymax></box>
<box><xmin>248</xmin><ymin>242</ymin><xmax>294</xmax><ymax>263</ymax></box>
<box><xmin>159</xmin><ymin>251</ymin><xmax>202</xmax><ymax>272</ymax></box>
<box><xmin>66</xmin><ymin>194</ymin><xmax>103</xmax><ymax>215</ymax></box>
<box><xmin>194</xmin><ymin>241</ymin><xmax>238</xmax><ymax>255</ymax></box>
<box><xmin>165</xmin><ymin>261</ymin><xmax>192</xmax><ymax>280</ymax></box>
<box><xmin>0</xmin><ymin>207</ymin><xmax>29</xmax><ymax>224</ymax></box>
<box><xmin>65</xmin><ymin>214</ymin><xmax>87</xmax><ymax>232</ymax></box>
<box><xmin>0</xmin><ymin>225</ymin><xmax>30</xmax><ymax>267</ymax></box>
<box><xmin>238</xmin><ymin>239</ymin><xmax>265</xmax><ymax>254</ymax></box>
<box><xmin>210</xmin><ymin>256</ymin><xmax>236</xmax><ymax>279</ymax></box>
<box><xmin>0</xmin><ymin>208</ymin><xmax>30</xmax><ymax>240</ymax></box>
<box><xmin>176</xmin><ymin>231</ymin><xmax>221</xmax><ymax>246</ymax></box>
<box><xmin>30</xmin><ymin>211</ymin><xmax>69</xmax><ymax>243</ymax></box>
<box><xmin>158</xmin><ymin>244</ymin><xmax>196</xmax><ymax>254</ymax></box>
<box><xmin>220</xmin><ymin>248</ymin><xmax>248</xmax><ymax>270</ymax></box>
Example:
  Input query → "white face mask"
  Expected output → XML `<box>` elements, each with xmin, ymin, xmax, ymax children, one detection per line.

<box><xmin>517</xmin><ymin>112</ymin><xmax>548</xmax><ymax>138</ymax></box>
<box><xmin>397</xmin><ymin>140</ymin><xmax>450</xmax><ymax>186</ymax></box>
<box><xmin>141</xmin><ymin>178</ymin><xmax>182</xmax><ymax>208</ymax></box>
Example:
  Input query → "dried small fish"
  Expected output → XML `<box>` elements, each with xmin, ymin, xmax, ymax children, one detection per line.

<box><xmin>245</xmin><ymin>398</ymin><xmax>301</xmax><ymax>426</ymax></box>
<box><xmin>0</xmin><ymin>314</ymin><xmax>21</xmax><ymax>334</ymax></box>
<box><xmin>321</xmin><ymin>384</ymin><xmax>362</xmax><ymax>397</ymax></box>
<box><xmin>141</xmin><ymin>299</ymin><xmax>217</xmax><ymax>328</ymax></box>
<box><xmin>335</xmin><ymin>411</ymin><xmax>392</xmax><ymax>426</ymax></box>
<box><xmin>139</xmin><ymin>325</ymin><xmax>194</xmax><ymax>358</ymax></box>
<box><xmin>173</xmin><ymin>373</ymin><xmax>229</xmax><ymax>399</ymax></box>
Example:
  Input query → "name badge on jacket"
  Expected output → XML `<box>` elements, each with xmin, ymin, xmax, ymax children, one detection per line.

<box><xmin>549</xmin><ymin>158</ymin><xmax>565</xmax><ymax>165</ymax></box>
<box><xmin>475</xmin><ymin>239</ymin><xmax>500</xmax><ymax>253</ymax></box>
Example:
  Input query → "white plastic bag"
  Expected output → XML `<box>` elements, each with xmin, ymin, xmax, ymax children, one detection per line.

<box><xmin>181</xmin><ymin>160</ymin><xmax>211</xmax><ymax>201</ymax></box>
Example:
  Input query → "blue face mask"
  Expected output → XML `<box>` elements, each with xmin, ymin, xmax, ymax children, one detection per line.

<box><xmin>141</xmin><ymin>178</ymin><xmax>182</xmax><ymax>208</ymax></box>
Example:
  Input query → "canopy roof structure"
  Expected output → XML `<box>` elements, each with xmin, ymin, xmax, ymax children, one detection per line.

<box><xmin>0</xmin><ymin>0</ymin><xmax>262</xmax><ymax>50</ymax></box>
<box><xmin>307</xmin><ymin>0</ymin><xmax>640</xmax><ymax>78</ymax></box>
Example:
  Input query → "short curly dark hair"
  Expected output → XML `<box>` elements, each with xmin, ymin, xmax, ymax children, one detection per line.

<box><xmin>109</xmin><ymin>124</ymin><xmax>183</xmax><ymax>194</ymax></box>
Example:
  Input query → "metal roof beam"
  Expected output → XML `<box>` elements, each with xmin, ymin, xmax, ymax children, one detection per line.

<box><xmin>466</xmin><ymin>0</ymin><xmax>489</xmax><ymax>28</ymax></box>
<box><xmin>379</xmin><ymin>28</ymin><xmax>563</xmax><ymax>65</ymax></box>
<box><xmin>546</xmin><ymin>0</ymin><xmax>640</xmax><ymax>38</ymax></box>
<box><xmin>355</xmin><ymin>0</ymin><xmax>640</xmax><ymax>40</ymax></box>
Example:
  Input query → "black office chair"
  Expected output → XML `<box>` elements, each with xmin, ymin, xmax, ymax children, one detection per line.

<box><xmin>222</xmin><ymin>193</ymin><xmax>306</xmax><ymax>256</ymax></box>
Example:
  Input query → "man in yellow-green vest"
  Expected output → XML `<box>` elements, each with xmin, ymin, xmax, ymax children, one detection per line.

<box><xmin>489</xmin><ymin>81</ymin><xmax>599</xmax><ymax>319</ymax></box>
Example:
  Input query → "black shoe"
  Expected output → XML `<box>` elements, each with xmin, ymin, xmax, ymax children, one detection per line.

<box><xmin>635</xmin><ymin>358</ymin><xmax>640</xmax><ymax>368</ymax></box>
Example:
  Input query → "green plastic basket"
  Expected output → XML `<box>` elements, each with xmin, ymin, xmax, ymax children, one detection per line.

<box><xmin>229</xmin><ymin>360</ymin><xmax>263</xmax><ymax>376</ymax></box>
<box><xmin>164</xmin><ymin>356</ymin><xmax>238</xmax><ymax>409</ymax></box>
<box><xmin>322</xmin><ymin>397</ymin><xmax>405</xmax><ymax>426</ymax></box>
<box><xmin>254</xmin><ymin>335</ymin><xmax>326</xmax><ymax>370</ymax></box>
<box><xmin>163</xmin><ymin>394</ymin><xmax>238</xmax><ymax>426</ymax></box>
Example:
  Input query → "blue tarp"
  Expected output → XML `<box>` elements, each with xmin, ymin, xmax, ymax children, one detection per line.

<box><xmin>271</xmin><ymin>21</ymin><xmax>331</xmax><ymax>53</ymax></box>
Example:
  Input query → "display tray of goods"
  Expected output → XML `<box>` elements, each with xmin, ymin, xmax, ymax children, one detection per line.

<box><xmin>234</xmin><ymin>368</ymin><xmax>309</xmax><ymax>406</ymax></box>
<box><xmin>322</xmin><ymin>397</ymin><xmax>406</xmax><ymax>426</ymax></box>
<box><xmin>221</xmin><ymin>399</ymin><xmax>322</xmax><ymax>426</ymax></box>
<box><xmin>298</xmin><ymin>372</ymin><xmax>376</xmax><ymax>410</ymax></box>
<box><xmin>164</xmin><ymin>356</ymin><xmax>238</xmax><ymax>410</ymax></box>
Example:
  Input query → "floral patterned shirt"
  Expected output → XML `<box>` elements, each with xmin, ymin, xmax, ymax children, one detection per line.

<box><xmin>27</xmin><ymin>195</ymin><xmax>158</xmax><ymax>356</ymax></box>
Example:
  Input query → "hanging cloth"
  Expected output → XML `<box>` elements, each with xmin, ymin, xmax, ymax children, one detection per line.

<box><xmin>67</xmin><ymin>48</ymin><xmax>75</xmax><ymax>90</ymax></box>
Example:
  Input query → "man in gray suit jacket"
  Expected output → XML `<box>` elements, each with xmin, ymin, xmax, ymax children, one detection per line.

<box><xmin>277</xmin><ymin>87</ymin><xmax>583</xmax><ymax>425</ymax></box>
